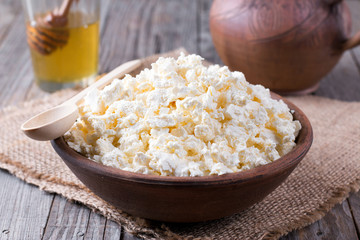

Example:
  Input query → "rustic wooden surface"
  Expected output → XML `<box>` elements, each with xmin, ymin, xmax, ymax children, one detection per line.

<box><xmin>0</xmin><ymin>0</ymin><xmax>359</xmax><ymax>239</ymax></box>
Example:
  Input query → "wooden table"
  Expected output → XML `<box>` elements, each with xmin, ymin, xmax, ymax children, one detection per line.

<box><xmin>1</xmin><ymin>0</ymin><xmax>360</xmax><ymax>239</ymax></box>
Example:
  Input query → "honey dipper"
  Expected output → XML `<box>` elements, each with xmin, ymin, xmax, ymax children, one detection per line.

<box><xmin>26</xmin><ymin>0</ymin><xmax>74</xmax><ymax>55</ymax></box>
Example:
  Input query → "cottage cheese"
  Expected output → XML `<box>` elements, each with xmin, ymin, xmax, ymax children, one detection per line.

<box><xmin>65</xmin><ymin>53</ymin><xmax>301</xmax><ymax>177</ymax></box>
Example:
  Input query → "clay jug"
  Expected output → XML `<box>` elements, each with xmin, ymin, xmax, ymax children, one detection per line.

<box><xmin>210</xmin><ymin>0</ymin><xmax>360</xmax><ymax>95</ymax></box>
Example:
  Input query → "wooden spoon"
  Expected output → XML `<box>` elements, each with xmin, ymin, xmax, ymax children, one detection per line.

<box><xmin>27</xmin><ymin>0</ymin><xmax>74</xmax><ymax>55</ymax></box>
<box><xmin>21</xmin><ymin>59</ymin><xmax>142</xmax><ymax>141</ymax></box>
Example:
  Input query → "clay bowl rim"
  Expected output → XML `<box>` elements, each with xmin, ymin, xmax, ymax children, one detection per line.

<box><xmin>52</xmin><ymin>92</ymin><xmax>313</xmax><ymax>186</ymax></box>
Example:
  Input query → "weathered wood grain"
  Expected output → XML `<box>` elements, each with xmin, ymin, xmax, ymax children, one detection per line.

<box><xmin>0</xmin><ymin>14</ymin><xmax>33</xmax><ymax>107</ymax></box>
<box><xmin>198</xmin><ymin>0</ymin><xmax>223</xmax><ymax>65</ymax></box>
<box><xmin>280</xmin><ymin>200</ymin><xmax>359</xmax><ymax>240</ymax></box>
<box><xmin>140</xmin><ymin>0</ymin><xmax>197</xmax><ymax>55</ymax></box>
<box><xmin>41</xmin><ymin>195</ymin><xmax>91</xmax><ymax>240</ymax></box>
<box><xmin>348</xmin><ymin>191</ymin><xmax>360</xmax><ymax>237</ymax></box>
<box><xmin>98</xmin><ymin>0</ymin><xmax>197</xmax><ymax>74</ymax></box>
<box><xmin>0</xmin><ymin>169</ymin><xmax>54</xmax><ymax>240</ymax></box>
<box><xmin>98</xmin><ymin>0</ymin><xmax>149</xmax><ymax>73</ymax></box>
<box><xmin>315</xmin><ymin>51</ymin><xmax>360</xmax><ymax>101</ymax></box>
<box><xmin>103</xmin><ymin>220</ymin><xmax>122</xmax><ymax>240</ymax></box>
<box><xmin>123</xmin><ymin>231</ymin><xmax>142</xmax><ymax>240</ymax></box>
<box><xmin>0</xmin><ymin>0</ymin><xmax>22</xmax><ymax>47</ymax></box>
<box><xmin>99</xmin><ymin>0</ymin><xmax>113</xmax><ymax>37</ymax></box>
<box><xmin>83</xmin><ymin>211</ymin><xmax>106</xmax><ymax>240</ymax></box>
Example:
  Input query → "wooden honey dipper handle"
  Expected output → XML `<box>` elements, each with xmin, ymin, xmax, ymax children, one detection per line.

<box><xmin>58</xmin><ymin>0</ymin><xmax>74</xmax><ymax>17</ymax></box>
<box><xmin>45</xmin><ymin>0</ymin><xmax>74</xmax><ymax>27</ymax></box>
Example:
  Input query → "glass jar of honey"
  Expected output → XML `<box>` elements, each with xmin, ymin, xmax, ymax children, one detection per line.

<box><xmin>22</xmin><ymin>0</ymin><xmax>100</xmax><ymax>92</ymax></box>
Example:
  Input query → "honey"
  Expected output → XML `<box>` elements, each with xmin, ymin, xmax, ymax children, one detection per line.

<box><xmin>28</xmin><ymin>11</ymin><xmax>99</xmax><ymax>92</ymax></box>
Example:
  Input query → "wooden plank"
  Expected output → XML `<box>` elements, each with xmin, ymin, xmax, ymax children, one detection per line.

<box><xmin>83</xmin><ymin>211</ymin><xmax>106</xmax><ymax>240</ymax></box>
<box><xmin>41</xmin><ymin>195</ymin><xmax>91</xmax><ymax>240</ymax></box>
<box><xmin>139</xmin><ymin>0</ymin><xmax>198</xmax><ymax>55</ymax></box>
<box><xmin>99</xmin><ymin>0</ymin><xmax>113</xmax><ymax>36</ymax></box>
<box><xmin>0</xmin><ymin>169</ymin><xmax>54</xmax><ymax>240</ymax></box>
<box><xmin>0</xmin><ymin>13</ymin><xmax>34</xmax><ymax>107</ymax></box>
<box><xmin>315</xmin><ymin>51</ymin><xmax>360</xmax><ymax>101</ymax></box>
<box><xmin>99</xmin><ymin>0</ymin><xmax>198</xmax><ymax>73</ymax></box>
<box><xmin>198</xmin><ymin>0</ymin><xmax>223</xmax><ymax>65</ymax></box>
<box><xmin>0</xmin><ymin>0</ymin><xmax>22</xmax><ymax>47</ymax></box>
<box><xmin>280</xmin><ymin>200</ymin><xmax>359</xmax><ymax>240</ymax></box>
<box><xmin>103</xmin><ymin>220</ymin><xmax>122</xmax><ymax>240</ymax></box>
<box><xmin>98</xmin><ymin>0</ymin><xmax>147</xmax><ymax>73</ymax></box>
<box><xmin>348</xmin><ymin>192</ymin><xmax>360</xmax><ymax>237</ymax></box>
<box><xmin>23</xmin><ymin>81</ymin><xmax>50</xmax><ymax>102</ymax></box>
<box><xmin>122</xmin><ymin>231</ymin><xmax>142</xmax><ymax>240</ymax></box>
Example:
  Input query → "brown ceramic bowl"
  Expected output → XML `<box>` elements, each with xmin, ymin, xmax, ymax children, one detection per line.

<box><xmin>51</xmin><ymin>93</ymin><xmax>312</xmax><ymax>223</ymax></box>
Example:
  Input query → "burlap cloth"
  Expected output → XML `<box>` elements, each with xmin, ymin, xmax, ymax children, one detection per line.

<box><xmin>1</xmin><ymin>49</ymin><xmax>360</xmax><ymax>240</ymax></box>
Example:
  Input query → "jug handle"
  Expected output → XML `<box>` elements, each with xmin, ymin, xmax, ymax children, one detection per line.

<box><xmin>324</xmin><ymin>0</ymin><xmax>360</xmax><ymax>51</ymax></box>
<box><xmin>342</xmin><ymin>31</ymin><xmax>360</xmax><ymax>50</ymax></box>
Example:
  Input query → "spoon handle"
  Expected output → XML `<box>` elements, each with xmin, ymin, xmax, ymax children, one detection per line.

<box><xmin>58</xmin><ymin>0</ymin><xmax>74</xmax><ymax>17</ymax></box>
<box><xmin>63</xmin><ymin>59</ymin><xmax>142</xmax><ymax>106</ymax></box>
